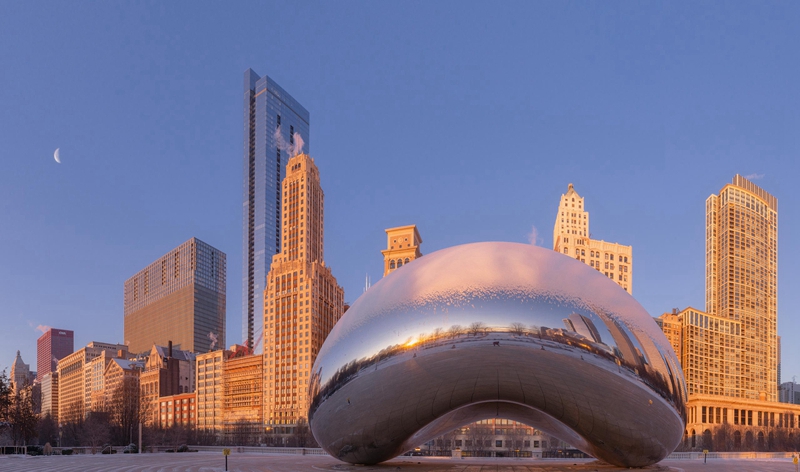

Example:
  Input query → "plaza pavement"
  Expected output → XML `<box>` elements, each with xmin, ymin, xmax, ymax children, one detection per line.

<box><xmin>0</xmin><ymin>452</ymin><xmax>797</xmax><ymax>472</ymax></box>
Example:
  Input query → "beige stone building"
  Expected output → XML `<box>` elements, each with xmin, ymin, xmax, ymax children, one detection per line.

<box><xmin>87</xmin><ymin>349</ymin><xmax>126</xmax><ymax>413</ymax></box>
<box><xmin>553</xmin><ymin>184</ymin><xmax>632</xmax><ymax>294</ymax></box>
<box><xmin>10</xmin><ymin>351</ymin><xmax>33</xmax><ymax>394</ymax></box>
<box><xmin>263</xmin><ymin>153</ymin><xmax>344</xmax><ymax>438</ymax></box>
<box><xmin>381</xmin><ymin>225</ymin><xmax>422</xmax><ymax>276</ymax></box>
<box><xmin>196</xmin><ymin>350</ymin><xmax>226</xmax><ymax>433</ymax></box>
<box><xmin>223</xmin><ymin>351</ymin><xmax>263</xmax><ymax>442</ymax></box>
<box><xmin>55</xmin><ymin>341</ymin><xmax>127</xmax><ymax>424</ymax></box>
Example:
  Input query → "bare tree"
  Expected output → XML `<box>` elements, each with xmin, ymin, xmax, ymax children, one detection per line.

<box><xmin>194</xmin><ymin>427</ymin><xmax>218</xmax><ymax>446</ymax></box>
<box><xmin>467</xmin><ymin>425</ymin><xmax>490</xmax><ymax>457</ymax></box>
<box><xmin>165</xmin><ymin>424</ymin><xmax>188</xmax><ymax>452</ymax></box>
<box><xmin>713</xmin><ymin>423</ymin><xmax>734</xmax><ymax>452</ymax></box>
<box><xmin>506</xmin><ymin>425</ymin><xmax>526</xmax><ymax>456</ymax></box>
<box><xmin>447</xmin><ymin>325</ymin><xmax>464</xmax><ymax>339</ymax></box>
<box><xmin>468</xmin><ymin>322</ymin><xmax>486</xmax><ymax>337</ymax></box>
<box><xmin>294</xmin><ymin>418</ymin><xmax>311</xmax><ymax>447</ymax></box>
<box><xmin>82</xmin><ymin>411</ymin><xmax>111</xmax><ymax>453</ymax></box>
<box><xmin>509</xmin><ymin>322</ymin><xmax>527</xmax><ymax>336</ymax></box>
<box><xmin>227</xmin><ymin>421</ymin><xmax>255</xmax><ymax>446</ymax></box>
<box><xmin>37</xmin><ymin>413</ymin><xmax>58</xmax><ymax>446</ymax></box>
<box><xmin>107</xmin><ymin>377</ymin><xmax>143</xmax><ymax>446</ymax></box>
<box><xmin>59</xmin><ymin>400</ymin><xmax>85</xmax><ymax>447</ymax></box>
<box><xmin>8</xmin><ymin>383</ymin><xmax>38</xmax><ymax>446</ymax></box>
<box><xmin>431</xmin><ymin>327</ymin><xmax>444</xmax><ymax>342</ymax></box>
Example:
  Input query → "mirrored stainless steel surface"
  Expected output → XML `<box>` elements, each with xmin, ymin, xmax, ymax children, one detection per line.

<box><xmin>309</xmin><ymin>242</ymin><xmax>686</xmax><ymax>467</ymax></box>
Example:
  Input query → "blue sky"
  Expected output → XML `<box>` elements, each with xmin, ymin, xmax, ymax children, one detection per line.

<box><xmin>1</xmin><ymin>2</ymin><xmax>799</xmax><ymax>381</ymax></box>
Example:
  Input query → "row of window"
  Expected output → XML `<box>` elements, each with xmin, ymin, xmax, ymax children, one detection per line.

<box><xmin>389</xmin><ymin>258</ymin><xmax>412</xmax><ymax>269</ymax></box>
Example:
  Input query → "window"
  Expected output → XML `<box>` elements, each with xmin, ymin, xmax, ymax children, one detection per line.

<box><xmin>495</xmin><ymin>440</ymin><xmax>502</xmax><ymax>448</ymax></box>
<box><xmin>389</xmin><ymin>260</ymin><xmax>395</xmax><ymax>269</ymax></box>
<box><xmin>563</xmin><ymin>248</ymin><xmax>568</xmax><ymax>254</ymax></box>
<box><xmin>404</xmin><ymin>258</ymin><xmax>410</xmax><ymax>264</ymax></box>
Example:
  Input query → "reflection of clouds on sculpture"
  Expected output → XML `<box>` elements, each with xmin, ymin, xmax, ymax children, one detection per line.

<box><xmin>309</xmin><ymin>242</ymin><xmax>686</xmax><ymax>468</ymax></box>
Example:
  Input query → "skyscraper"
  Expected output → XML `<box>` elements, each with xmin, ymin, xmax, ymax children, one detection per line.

<box><xmin>705</xmin><ymin>174</ymin><xmax>778</xmax><ymax>401</ymax></box>
<box><xmin>243</xmin><ymin>69</ymin><xmax>310</xmax><ymax>354</ymax></box>
<box><xmin>10</xmin><ymin>350</ymin><xmax>32</xmax><ymax>393</ymax></box>
<box><xmin>124</xmin><ymin>238</ymin><xmax>226</xmax><ymax>354</ymax></box>
<box><xmin>37</xmin><ymin>328</ymin><xmax>74</xmax><ymax>381</ymax></box>
<box><xmin>654</xmin><ymin>175</ymin><xmax>785</xmax><ymax>448</ymax></box>
<box><xmin>553</xmin><ymin>183</ymin><xmax>633</xmax><ymax>294</ymax></box>
<box><xmin>263</xmin><ymin>152</ymin><xmax>344</xmax><ymax>437</ymax></box>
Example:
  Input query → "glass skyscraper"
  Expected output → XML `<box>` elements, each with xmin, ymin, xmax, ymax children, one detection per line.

<box><xmin>123</xmin><ymin>237</ymin><xmax>226</xmax><ymax>355</ymax></box>
<box><xmin>243</xmin><ymin>69</ymin><xmax>309</xmax><ymax>354</ymax></box>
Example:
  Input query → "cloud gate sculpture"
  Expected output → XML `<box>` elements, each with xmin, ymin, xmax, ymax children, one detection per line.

<box><xmin>309</xmin><ymin>242</ymin><xmax>686</xmax><ymax>467</ymax></box>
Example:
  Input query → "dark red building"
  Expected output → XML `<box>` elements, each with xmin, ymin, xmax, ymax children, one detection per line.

<box><xmin>37</xmin><ymin>328</ymin><xmax>74</xmax><ymax>381</ymax></box>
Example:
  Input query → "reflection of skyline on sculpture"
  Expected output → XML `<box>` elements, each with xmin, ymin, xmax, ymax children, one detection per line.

<box><xmin>310</xmin><ymin>242</ymin><xmax>686</xmax><ymax>467</ymax></box>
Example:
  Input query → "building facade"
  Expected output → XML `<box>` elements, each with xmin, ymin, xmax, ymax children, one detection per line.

<box><xmin>36</xmin><ymin>328</ymin><xmax>74</xmax><ymax>381</ymax></box>
<box><xmin>426</xmin><ymin>419</ymin><xmax>549</xmax><ymax>458</ymax></box>
<box><xmin>10</xmin><ymin>350</ymin><xmax>33</xmax><ymax>393</ymax></box>
<box><xmin>139</xmin><ymin>343</ymin><xmax>196</xmax><ymax>426</ymax></box>
<box><xmin>158</xmin><ymin>392</ymin><xmax>196</xmax><ymax>429</ymax></box>
<box><xmin>779</xmin><ymin>382</ymin><xmax>800</xmax><ymax>404</ymax></box>
<box><xmin>243</xmin><ymin>69</ymin><xmax>310</xmax><ymax>355</ymax></box>
<box><xmin>40</xmin><ymin>372</ymin><xmax>58</xmax><ymax>422</ymax></box>
<box><xmin>684</xmin><ymin>395</ymin><xmax>800</xmax><ymax>450</ymax></box>
<box><xmin>55</xmin><ymin>342</ymin><xmax>127</xmax><ymax>424</ymax></box>
<box><xmin>658</xmin><ymin>308</ymin><xmax>744</xmax><ymax>397</ymax></box>
<box><xmin>263</xmin><ymin>153</ymin><xmax>344</xmax><ymax>437</ymax></box>
<box><xmin>705</xmin><ymin>175</ymin><xmax>778</xmax><ymax>401</ymax></box>
<box><xmin>381</xmin><ymin>225</ymin><xmax>422</xmax><ymax>276</ymax></box>
<box><xmin>223</xmin><ymin>351</ymin><xmax>264</xmax><ymax>443</ymax></box>
<box><xmin>553</xmin><ymin>184</ymin><xmax>633</xmax><ymax>294</ymax></box>
<box><xmin>87</xmin><ymin>349</ymin><xmax>127</xmax><ymax>412</ymax></box>
<box><xmin>124</xmin><ymin>237</ymin><xmax>226</xmax><ymax>355</ymax></box>
<box><xmin>653</xmin><ymin>175</ymin><xmax>782</xmax><ymax>450</ymax></box>
<box><xmin>196</xmin><ymin>350</ymin><xmax>226</xmax><ymax>433</ymax></box>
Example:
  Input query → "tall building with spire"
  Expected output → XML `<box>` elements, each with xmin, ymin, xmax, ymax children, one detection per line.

<box><xmin>10</xmin><ymin>350</ymin><xmax>33</xmax><ymax>393</ymax></box>
<box><xmin>243</xmin><ymin>70</ymin><xmax>310</xmax><ymax>355</ymax></box>
<box><xmin>553</xmin><ymin>183</ymin><xmax>633</xmax><ymax>294</ymax></box>
<box><xmin>262</xmin><ymin>152</ymin><xmax>343</xmax><ymax>438</ymax></box>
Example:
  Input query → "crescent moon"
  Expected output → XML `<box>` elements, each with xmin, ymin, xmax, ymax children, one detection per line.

<box><xmin>54</xmin><ymin>148</ymin><xmax>61</xmax><ymax>164</ymax></box>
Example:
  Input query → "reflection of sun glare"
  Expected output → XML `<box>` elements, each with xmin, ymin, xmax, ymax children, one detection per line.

<box><xmin>405</xmin><ymin>338</ymin><xmax>417</xmax><ymax>347</ymax></box>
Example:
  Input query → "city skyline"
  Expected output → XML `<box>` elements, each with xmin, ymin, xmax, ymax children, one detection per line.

<box><xmin>3</xmin><ymin>2</ymin><xmax>800</xmax><ymax>385</ymax></box>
